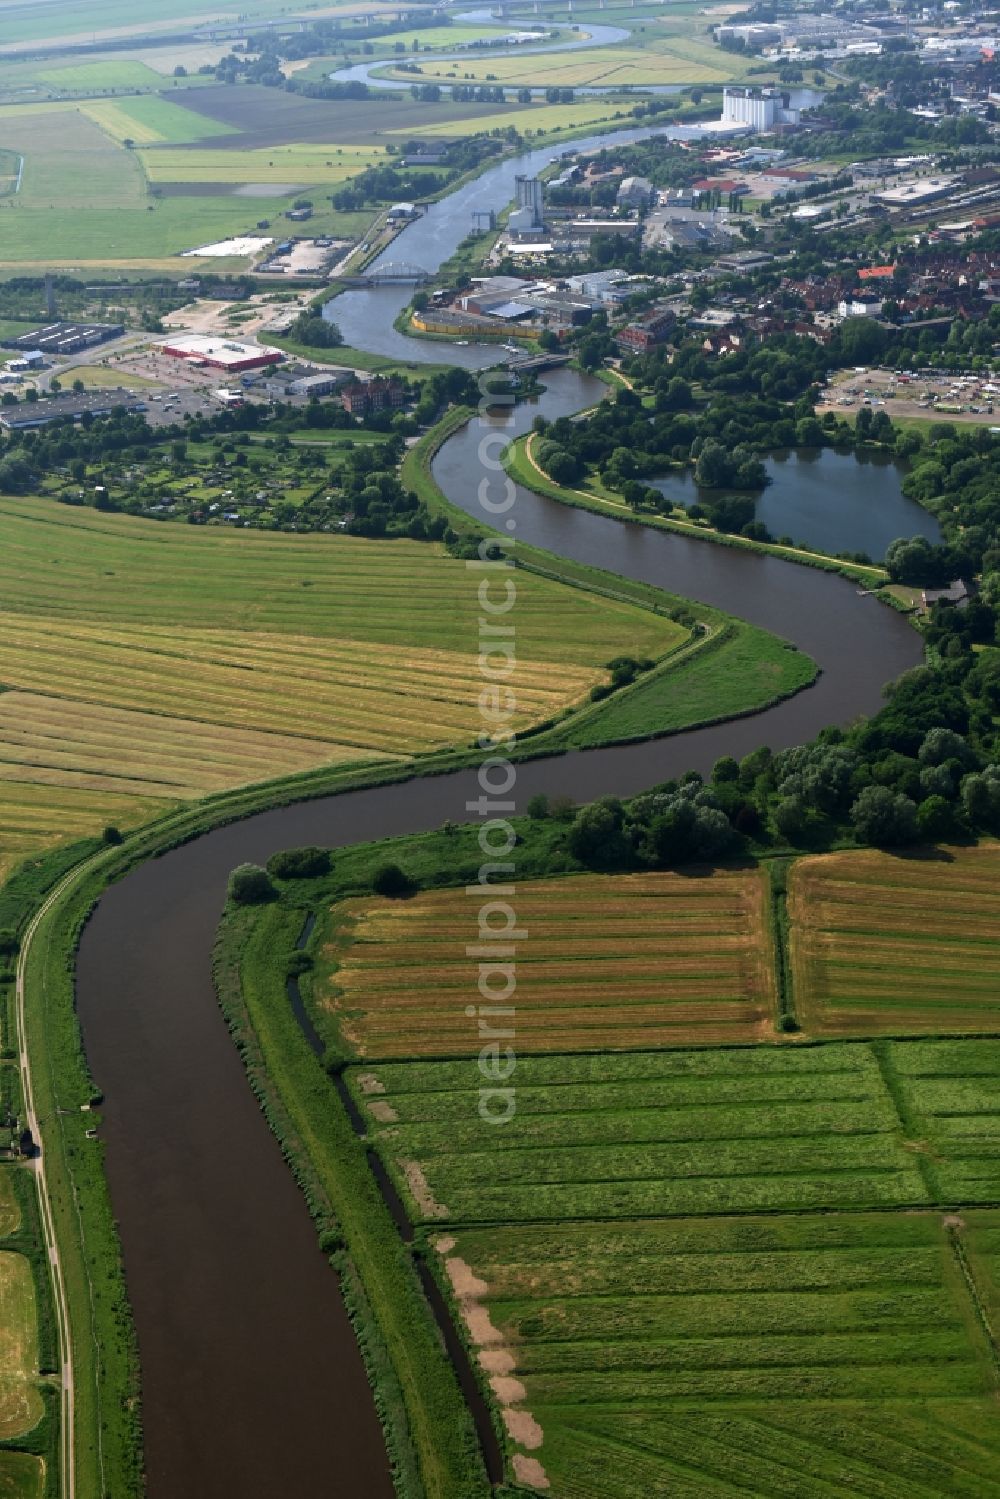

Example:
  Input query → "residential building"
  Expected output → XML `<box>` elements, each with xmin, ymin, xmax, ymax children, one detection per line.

<box><xmin>838</xmin><ymin>294</ymin><xmax>885</xmax><ymax>318</ymax></box>
<box><xmin>341</xmin><ymin>376</ymin><xmax>406</xmax><ymax>416</ymax></box>
<box><xmin>617</xmin><ymin>308</ymin><xmax>676</xmax><ymax>353</ymax></box>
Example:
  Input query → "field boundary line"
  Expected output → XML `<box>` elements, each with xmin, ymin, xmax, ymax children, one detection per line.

<box><xmin>867</xmin><ymin>1041</ymin><xmax>940</xmax><ymax>1201</ymax></box>
<box><xmin>946</xmin><ymin>1223</ymin><xmax>1000</xmax><ymax>1386</ymax></box>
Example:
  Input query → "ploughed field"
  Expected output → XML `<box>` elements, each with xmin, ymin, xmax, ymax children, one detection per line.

<box><xmin>789</xmin><ymin>845</ymin><xmax>1000</xmax><ymax>1035</ymax></box>
<box><xmin>315</xmin><ymin>855</ymin><xmax>1000</xmax><ymax>1495</ymax></box>
<box><xmin>318</xmin><ymin>871</ymin><xmax>776</xmax><ymax>1057</ymax></box>
<box><xmin>0</xmin><ymin>497</ymin><xmax>683</xmax><ymax>870</ymax></box>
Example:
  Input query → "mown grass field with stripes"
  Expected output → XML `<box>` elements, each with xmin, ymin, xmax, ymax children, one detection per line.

<box><xmin>789</xmin><ymin>846</ymin><xmax>1000</xmax><ymax>1036</ymax></box>
<box><xmin>0</xmin><ymin>495</ymin><xmax>684</xmax><ymax>875</ymax></box>
<box><xmin>319</xmin><ymin>870</ymin><xmax>776</xmax><ymax>1058</ymax></box>
<box><xmin>342</xmin><ymin>1035</ymin><xmax>1000</xmax><ymax>1494</ymax></box>
<box><xmin>0</xmin><ymin>1450</ymin><xmax>44</xmax><ymax>1499</ymax></box>
<box><xmin>437</xmin><ymin>1210</ymin><xmax>1000</xmax><ymax>1498</ymax></box>
<box><xmin>354</xmin><ymin>1044</ymin><xmax>941</xmax><ymax>1225</ymax></box>
<box><xmin>0</xmin><ymin>1252</ymin><xmax>41</xmax><ymax>1441</ymax></box>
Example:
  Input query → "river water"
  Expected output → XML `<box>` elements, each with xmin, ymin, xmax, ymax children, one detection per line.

<box><xmin>75</xmin><ymin>116</ymin><xmax>917</xmax><ymax>1499</ymax></box>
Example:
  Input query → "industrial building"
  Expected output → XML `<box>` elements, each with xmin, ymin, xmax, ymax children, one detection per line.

<box><xmin>4</xmin><ymin>321</ymin><xmax>124</xmax><ymax>356</ymax></box>
<box><xmin>159</xmin><ymin>336</ymin><xmax>284</xmax><ymax>372</ymax></box>
<box><xmin>721</xmin><ymin>87</ymin><xmax>800</xmax><ymax>133</ymax></box>
<box><xmin>616</xmin><ymin>176</ymin><xmax>656</xmax><ymax>208</ymax></box>
<box><xmin>507</xmin><ymin>175</ymin><xmax>545</xmax><ymax>239</ymax></box>
<box><xmin>874</xmin><ymin>175</ymin><xmax>960</xmax><ymax>208</ymax></box>
<box><xmin>0</xmin><ymin>390</ymin><xmax>146</xmax><ymax>430</ymax></box>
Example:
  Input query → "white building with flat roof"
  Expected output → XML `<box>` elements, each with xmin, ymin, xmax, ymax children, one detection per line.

<box><xmin>722</xmin><ymin>87</ymin><xmax>800</xmax><ymax>132</ymax></box>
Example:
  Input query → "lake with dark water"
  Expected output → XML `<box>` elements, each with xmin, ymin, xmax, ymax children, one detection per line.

<box><xmin>651</xmin><ymin>447</ymin><xmax>942</xmax><ymax>561</ymax></box>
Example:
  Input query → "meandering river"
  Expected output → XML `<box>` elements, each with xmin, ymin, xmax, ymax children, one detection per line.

<box><xmin>75</xmin><ymin>123</ymin><xmax>921</xmax><ymax>1499</ymax></box>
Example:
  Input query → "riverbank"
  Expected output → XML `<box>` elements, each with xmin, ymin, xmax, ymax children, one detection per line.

<box><xmin>215</xmin><ymin>901</ymin><xmax>489</xmax><ymax>1498</ymax></box>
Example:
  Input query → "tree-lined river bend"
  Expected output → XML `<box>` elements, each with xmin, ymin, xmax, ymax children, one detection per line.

<box><xmin>75</xmin><ymin>128</ymin><xmax>923</xmax><ymax>1499</ymax></box>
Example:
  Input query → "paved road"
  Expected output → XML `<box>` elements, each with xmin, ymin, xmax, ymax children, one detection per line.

<box><xmin>15</xmin><ymin>866</ymin><xmax>90</xmax><ymax>1499</ymax></box>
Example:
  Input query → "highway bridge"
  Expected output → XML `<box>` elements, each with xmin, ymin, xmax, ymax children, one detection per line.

<box><xmin>334</xmin><ymin>262</ymin><xmax>433</xmax><ymax>286</ymax></box>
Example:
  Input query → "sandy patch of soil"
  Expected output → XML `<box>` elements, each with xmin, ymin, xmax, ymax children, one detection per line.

<box><xmin>444</xmin><ymin>1256</ymin><xmax>488</xmax><ymax>1299</ymax></box>
<box><xmin>433</xmin><ymin>1235</ymin><xmax>456</xmax><ymax>1254</ymax></box>
<box><xmin>367</xmin><ymin>1100</ymin><xmax>398</xmax><ymax>1122</ymax></box>
<box><xmin>401</xmin><ymin>1160</ymin><xmax>449</xmax><ymax>1219</ymax></box>
<box><xmin>490</xmin><ymin>1374</ymin><xmax>526</xmax><ymax>1403</ymax></box>
<box><xmin>504</xmin><ymin>1409</ymin><xmax>544</xmax><ymax>1449</ymax></box>
<box><xmin>441</xmin><ymin>1250</ymin><xmax>550</xmax><ymax>1486</ymax></box>
<box><xmin>357</xmin><ymin>1072</ymin><xmax>385</xmax><ymax>1094</ymax></box>
<box><xmin>513</xmin><ymin>1454</ymin><xmax>551</xmax><ymax>1489</ymax></box>
<box><xmin>479</xmin><ymin>1348</ymin><xmax>516</xmax><ymax>1375</ymax></box>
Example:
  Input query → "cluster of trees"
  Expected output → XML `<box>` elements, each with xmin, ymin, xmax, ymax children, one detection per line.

<box><xmin>287</xmin><ymin>312</ymin><xmax>343</xmax><ymax>349</ymax></box>
<box><xmin>884</xmin><ymin>422</ymin><xmax>1000</xmax><ymax>583</ymax></box>
<box><xmin>543</xmin><ymin>641</ymin><xmax>1000</xmax><ymax>869</ymax></box>
<box><xmin>793</xmin><ymin>100</ymin><xmax>990</xmax><ymax>161</ymax></box>
<box><xmin>530</xmin><ymin>377</ymin><xmax>816</xmax><ymax>536</ymax></box>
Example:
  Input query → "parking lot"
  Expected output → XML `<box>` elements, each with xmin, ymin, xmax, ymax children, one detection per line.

<box><xmin>821</xmin><ymin>366</ymin><xmax>1000</xmax><ymax>426</ymax></box>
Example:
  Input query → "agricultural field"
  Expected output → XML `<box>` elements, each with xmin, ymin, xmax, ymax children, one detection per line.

<box><xmin>388</xmin><ymin>98</ymin><xmax>647</xmax><ymax>144</ymax></box>
<box><xmin>789</xmin><ymin>846</ymin><xmax>1000</xmax><ymax>1036</ymax></box>
<box><xmin>354</xmin><ymin>1043</ymin><xmax>934</xmax><ymax>1224</ymax></box>
<box><xmin>0</xmin><ymin>493</ymin><xmax>683</xmax><ymax>870</ymax></box>
<box><xmin>139</xmin><ymin>142</ymin><xmax>383</xmax><ymax>187</ymax></box>
<box><xmin>343</xmin><ymin>1033</ymin><xmax>1000</xmax><ymax>1492</ymax></box>
<box><xmin>34</xmin><ymin>59</ymin><xmax>165</xmax><ymax>93</ymax></box>
<box><xmin>0</xmin><ymin>1451</ymin><xmax>44</xmax><ymax>1499</ymax></box>
<box><xmin>438</xmin><ymin>1210</ymin><xmax>1000</xmax><ymax>1497</ymax></box>
<box><xmin>0</xmin><ymin>1253</ymin><xmax>41</xmax><ymax>1440</ymax></box>
<box><xmin>0</xmin><ymin>0</ymin><xmax>327</xmax><ymax>48</ymax></box>
<box><xmin>0</xmin><ymin>1173</ymin><xmax>18</xmax><ymax>1238</ymax></box>
<box><xmin>0</xmin><ymin>151</ymin><xmax>18</xmax><ymax>197</ymax></box>
<box><xmin>319</xmin><ymin>869</ymin><xmax>776</xmax><ymax>1058</ymax></box>
<box><xmin>381</xmin><ymin>12</ymin><xmax>753</xmax><ymax>89</ymax></box>
<box><xmin>0</xmin><ymin>104</ymin><xmax>255</xmax><ymax>263</ymax></box>
<box><xmin>170</xmin><ymin>82</ymin><xmax>528</xmax><ymax>149</ymax></box>
<box><xmin>885</xmin><ymin>1038</ymin><xmax>1000</xmax><ymax>1205</ymax></box>
<box><xmin>81</xmin><ymin>95</ymin><xmax>234</xmax><ymax>146</ymax></box>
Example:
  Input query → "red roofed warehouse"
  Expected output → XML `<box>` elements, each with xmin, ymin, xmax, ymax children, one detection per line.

<box><xmin>159</xmin><ymin>335</ymin><xmax>284</xmax><ymax>372</ymax></box>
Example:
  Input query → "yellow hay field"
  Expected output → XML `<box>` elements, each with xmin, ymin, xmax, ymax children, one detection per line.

<box><xmin>319</xmin><ymin>870</ymin><xmax>776</xmax><ymax>1057</ymax></box>
<box><xmin>789</xmin><ymin>846</ymin><xmax>1000</xmax><ymax>1036</ymax></box>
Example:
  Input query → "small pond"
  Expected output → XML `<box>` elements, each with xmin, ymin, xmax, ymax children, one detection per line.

<box><xmin>650</xmin><ymin>447</ymin><xmax>942</xmax><ymax>561</ymax></box>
